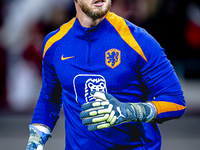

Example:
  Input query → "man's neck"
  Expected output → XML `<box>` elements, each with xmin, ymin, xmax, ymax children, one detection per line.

<box><xmin>77</xmin><ymin>13</ymin><xmax>106</xmax><ymax>28</ymax></box>
<box><xmin>75</xmin><ymin>3</ymin><xmax>107</xmax><ymax>28</ymax></box>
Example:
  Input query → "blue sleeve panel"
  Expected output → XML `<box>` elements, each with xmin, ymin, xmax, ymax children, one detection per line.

<box><xmin>131</xmin><ymin>25</ymin><xmax>186</xmax><ymax>123</ymax></box>
<box><xmin>31</xmin><ymin>30</ymin><xmax>63</xmax><ymax>130</ymax></box>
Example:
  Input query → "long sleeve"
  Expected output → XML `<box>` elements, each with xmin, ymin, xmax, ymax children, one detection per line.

<box><xmin>138</xmin><ymin>29</ymin><xmax>186</xmax><ymax>123</ymax></box>
<box><xmin>31</xmin><ymin>31</ymin><xmax>63</xmax><ymax>130</ymax></box>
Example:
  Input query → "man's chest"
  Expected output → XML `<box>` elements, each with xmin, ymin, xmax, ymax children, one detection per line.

<box><xmin>52</xmin><ymin>38</ymin><xmax>142</xmax><ymax>104</ymax></box>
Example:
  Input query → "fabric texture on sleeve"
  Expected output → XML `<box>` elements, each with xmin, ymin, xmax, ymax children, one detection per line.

<box><xmin>137</xmin><ymin>29</ymin><xmax>186</xmax><ymax>123</ymax></box>
<box><xmin>31</xmin><ymin>31</ymin><xmax>63</xmax><ymax>130</ymax></box>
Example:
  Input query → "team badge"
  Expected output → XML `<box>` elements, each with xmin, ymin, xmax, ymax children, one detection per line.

<box><xmin>105</xmin><ymin>49</ymin><xmax>121</xmax><ymax>69</ymax></box>
<box><xmin>73</xmin><ymin>74</ymin><xmax>107</xmax><ymax>104</ymax></box>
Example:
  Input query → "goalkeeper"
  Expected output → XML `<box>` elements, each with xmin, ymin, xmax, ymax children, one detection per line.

<box><xmin>26</xmin><ymin>0</ymin><xmax>186</xmax><ymax>149</ymax></box>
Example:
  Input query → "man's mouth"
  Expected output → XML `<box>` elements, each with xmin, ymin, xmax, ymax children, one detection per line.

<box><xmin>95</xmin><ymin>0</ymin><xmax>104</xmax><ymax>4</ymax></box>
<box><xmin>94</xmin><ymin>0</ymin><xmax>105</xmax><ymax>6</ymax></box>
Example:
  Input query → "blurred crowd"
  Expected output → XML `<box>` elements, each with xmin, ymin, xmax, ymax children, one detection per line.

<box><xmin>0</xmin><ymin>0</ymin><xmax>199</xmax><ymax>112</ymax></box>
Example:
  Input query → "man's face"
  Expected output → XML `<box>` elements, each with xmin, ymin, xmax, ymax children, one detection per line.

<box><xmin>75</xmin><ymin>0</ymin><xmax>111</xmax><ymax>19</ymax></box>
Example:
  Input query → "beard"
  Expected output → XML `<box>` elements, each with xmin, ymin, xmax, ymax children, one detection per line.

<box><xmin>77</xmin><ymin>0</ymin><xmax>111</xmax><ymax>19</ymax></box>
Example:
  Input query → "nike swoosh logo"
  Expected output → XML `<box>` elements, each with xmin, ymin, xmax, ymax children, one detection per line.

<box><xmin>61</xmin><ymin>55</ymin><xmax>74</xmax><ymax>60</ymax></box>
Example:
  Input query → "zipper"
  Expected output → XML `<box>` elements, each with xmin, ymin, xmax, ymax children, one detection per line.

<box><xmin>86</xmin><ymin>29</ymin><xmax>91</xmax><ymax>67</ymax></box>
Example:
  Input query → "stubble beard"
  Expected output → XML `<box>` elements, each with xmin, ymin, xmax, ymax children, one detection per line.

<box><xmin>78</xmin><ymin>0</ymin><xmax>111</xmax><ymax>20</ymax></box>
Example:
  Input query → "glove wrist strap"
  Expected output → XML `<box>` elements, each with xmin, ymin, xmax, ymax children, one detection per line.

<box><xmin>29</xmin><ymin>125</ymin><xmax>52</xmax><ymax>144</ymax></box>
<box><xmin>129</xmin><ymin>102</ymin><xmax>157</xmax><ymax>122</ymax></box>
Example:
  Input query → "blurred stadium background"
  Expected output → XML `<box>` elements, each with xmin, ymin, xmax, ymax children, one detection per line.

<box><xmin>0</xmin><ymin>0</ymin><xmax>199</xmax><ymax>149</ymax></box>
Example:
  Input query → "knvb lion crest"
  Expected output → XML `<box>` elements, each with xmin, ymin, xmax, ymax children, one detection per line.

<box><xmin>105</xmin><ymin>49</ymin><xmax>121</xmax><ymax>69</ymax></box>
<box><xmin>73</xmin><ymin>74</ymin><xmax>107</xmax><ymax>104</ymax></box>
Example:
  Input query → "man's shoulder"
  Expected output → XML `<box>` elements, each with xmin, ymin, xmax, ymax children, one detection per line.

<box><xmin>44</xmin><ymin>17</ymin><xmax>76</xmax><ymax>45</ymax></box>
<box><xmin>42</xmin><ymin>18</ymin><xmax>76</xmax><ymax>58</ymax></box>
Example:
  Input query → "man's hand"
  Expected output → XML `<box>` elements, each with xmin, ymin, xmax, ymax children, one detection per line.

<box><xmin>80</xmin><ymin>91</ymin><xmax>156</xmax><ymax>131</ymax></box>
<box><xmin>26</xmin><ymin>125</ymin><xmax>51</xmax><ymax>150</ymax></box>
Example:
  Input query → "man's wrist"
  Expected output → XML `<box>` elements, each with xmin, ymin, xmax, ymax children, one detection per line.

<box><xmin>129</xmin><ymin>102</ymin><xmax>157</xmax><ymax>122</ymax></box>
<box><xmin>146</xmin><ymin>102</ymin><xmax>157</xmax><ymax>120</ymax></box>
<box><xmin>31</xmin><ymin>123</ymin><xmax>52</xmax><ymax>133</ymax></box>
